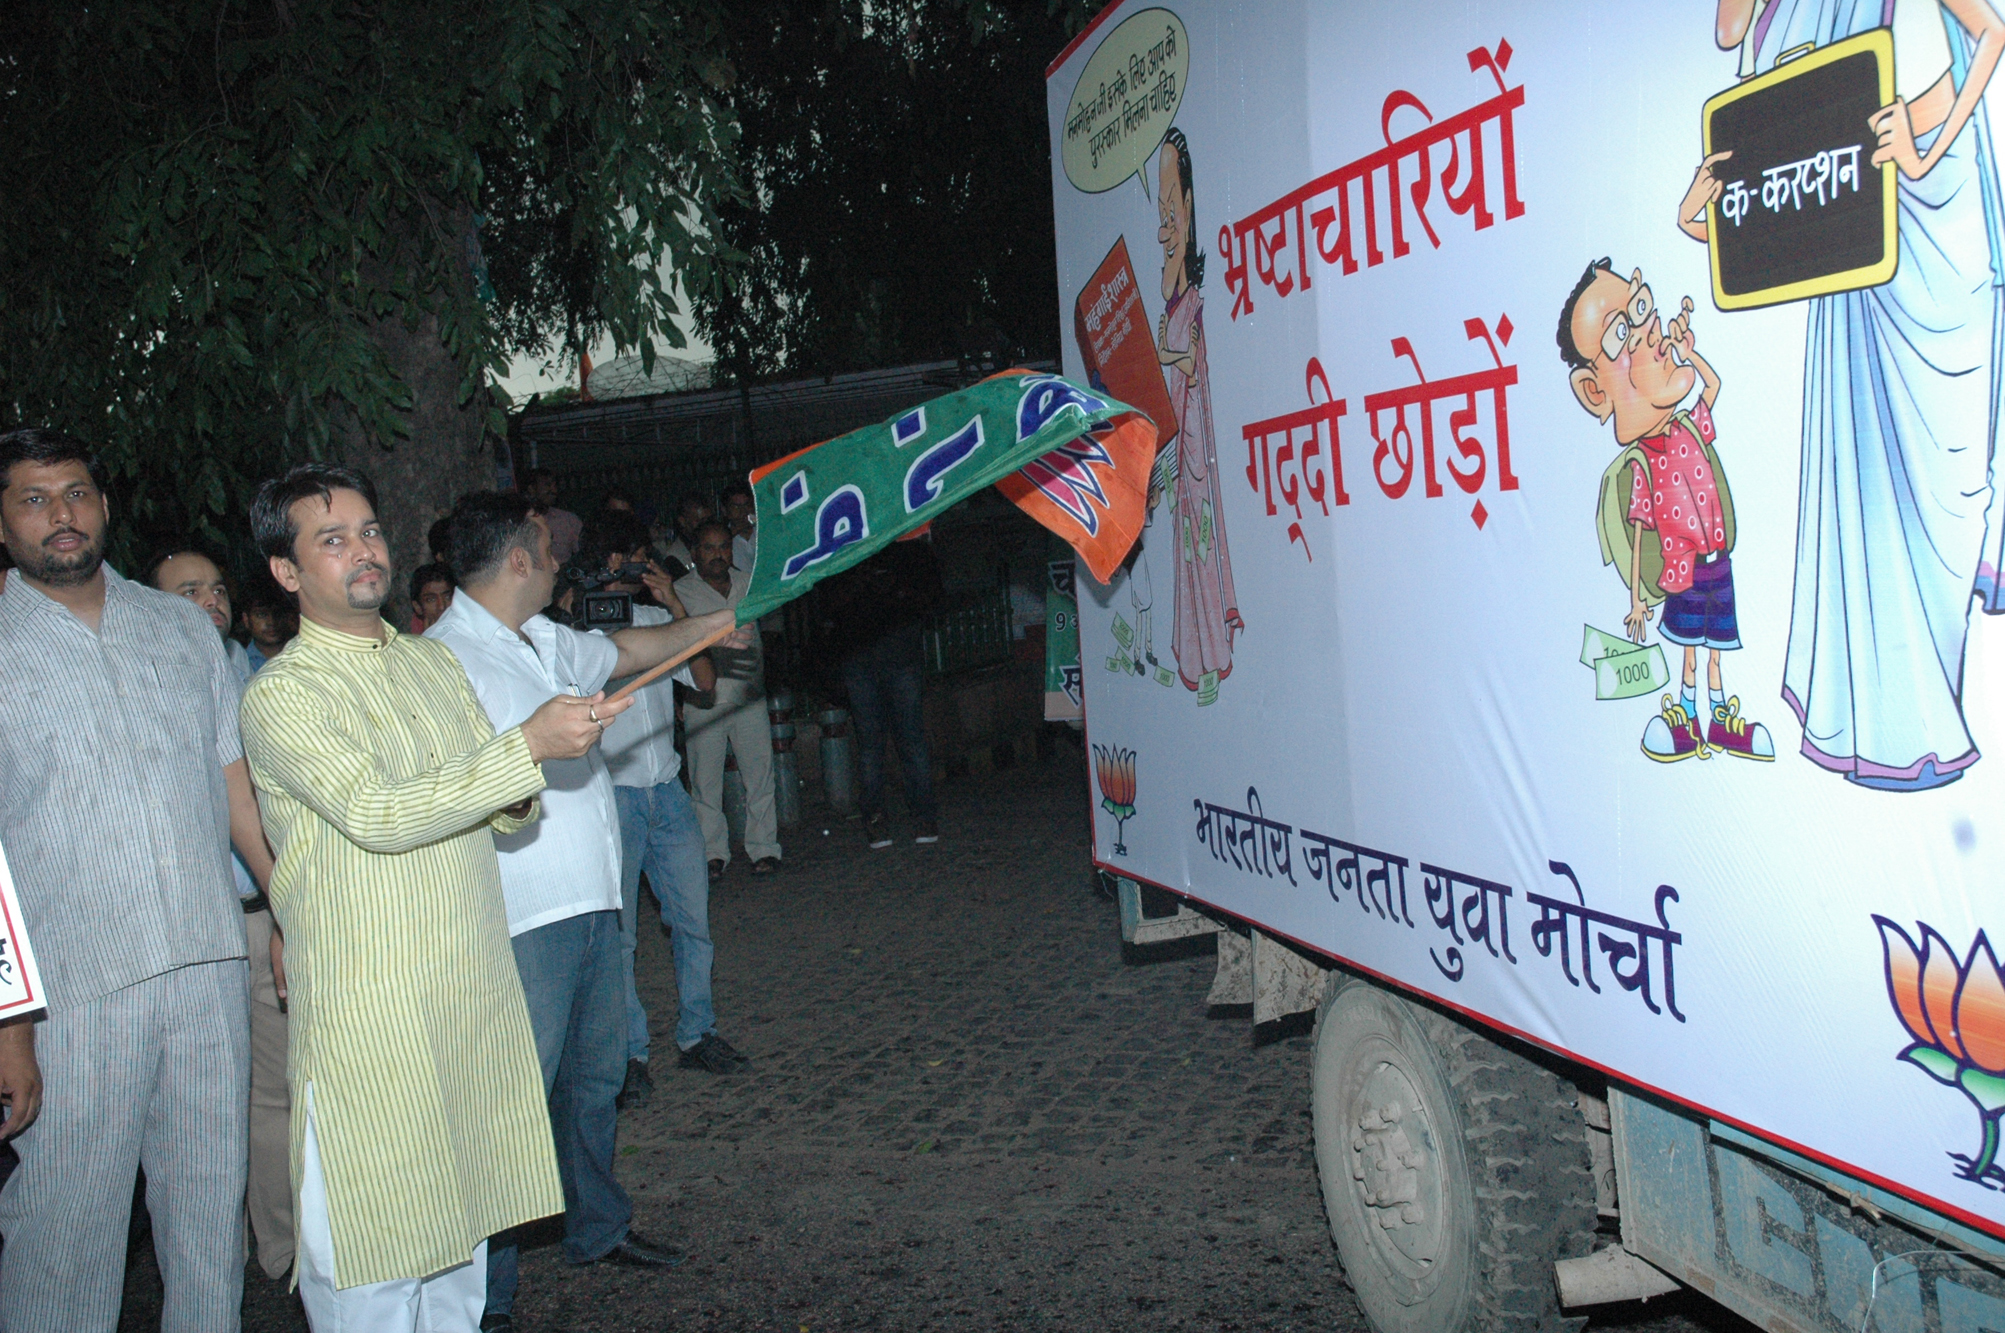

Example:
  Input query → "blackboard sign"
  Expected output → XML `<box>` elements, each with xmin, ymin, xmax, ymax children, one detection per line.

<box><xmin>1703</xmin><ymin>28</ymin><xmax>1897</xmax><ymax>310</ymax></box>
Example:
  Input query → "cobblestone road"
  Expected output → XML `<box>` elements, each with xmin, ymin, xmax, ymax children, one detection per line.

<box><xmin>124</xmin><ymin>741</ymin><xmax>1749</xmax><ymax>1332</ymax></box>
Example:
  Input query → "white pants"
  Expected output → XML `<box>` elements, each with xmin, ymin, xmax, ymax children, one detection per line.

<box><xmin>298</xmin><ymin>1085</ymin><xmax>487</xmax><ymax>1333</ymax></box>
<box><xmin>684</xmin><ymin>695</ymin><xmax>781</xmax><ymax>864</ymax></box>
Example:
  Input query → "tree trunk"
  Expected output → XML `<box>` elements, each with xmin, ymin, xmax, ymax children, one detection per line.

<box><xmin>334</xmin><ymin>309</ymin><xmax>495</xmax><ymax>623</ymax></box>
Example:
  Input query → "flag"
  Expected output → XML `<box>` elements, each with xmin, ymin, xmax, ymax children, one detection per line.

<box><xmin>735</xmin><ymin>370</ymin><xmax>1156</xmax><ymax>623</ymax></box>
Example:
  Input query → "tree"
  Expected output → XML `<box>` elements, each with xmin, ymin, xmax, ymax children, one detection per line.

<box><xmin>0</xmin><ymin>0</ymin><xmax>740</xmax><ymax>579</ymax></box>
<box><xmin>695</xmin><ymin>0</ymin><xmax>1094</xmax><ymax>383</ymax></box>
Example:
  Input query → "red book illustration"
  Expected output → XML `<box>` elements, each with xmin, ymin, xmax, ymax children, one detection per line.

<box><xmin>1074</xmin><ymin>237</ymin><xmax>1179</xmax><ymax>451</ymax></box>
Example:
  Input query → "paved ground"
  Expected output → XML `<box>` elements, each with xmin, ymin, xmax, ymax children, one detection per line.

<box><xmin>119</xmin><ymin>739</ymin><xmax>1750</xmax><ymax>1331</ymax></box>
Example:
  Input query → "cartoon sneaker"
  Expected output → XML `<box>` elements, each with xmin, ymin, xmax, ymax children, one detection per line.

<box><xmin>1706</xmin><ymin>696</ymin><xmax>1774</xmax><ymax>761</ymax></box>
<box><xmin>1641</xmin><ymin>695</ymin><xmax>1708</xmax><ymax>763</ymax></box>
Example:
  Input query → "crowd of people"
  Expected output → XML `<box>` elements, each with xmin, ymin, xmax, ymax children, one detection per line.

<box><xmin>0</xmin><ymin>426</ymin><xmax>948</xmax><ymax>1332</ymax></box>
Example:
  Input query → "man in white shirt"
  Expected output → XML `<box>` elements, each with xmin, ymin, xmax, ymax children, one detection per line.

<box><xmin>675</xmin><ymin>522</ymin><xmax>782</xmax><ymax>876</ymax></box>
<box><xmin>426</xmin><ymin>492</ymin><xmax>746</xmax><ymax>1330</ymax></box>
<box><xmin>591</xmin><ymin>519</ymin><xmax>750</xmax><ymax>1094</ymax></box>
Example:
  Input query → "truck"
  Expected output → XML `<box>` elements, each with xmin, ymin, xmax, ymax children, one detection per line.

<box><xmin>1044</xmin><ymin>3</ymin><xmax>2005</xmax><ymax>1329</ymax></box>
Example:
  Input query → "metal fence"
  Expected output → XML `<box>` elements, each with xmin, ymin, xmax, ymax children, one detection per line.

<box><xmin>514</xmin><ymin>357</ymin><xmax>1055</xmax><ymax>514</ymax></box>
<box><xmin>921</xmin><ymin>585</ymin><xmax>1015</xmax><ymax>676</ymax></box>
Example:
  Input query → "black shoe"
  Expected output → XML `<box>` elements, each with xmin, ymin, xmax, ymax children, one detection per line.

<box><xmin>677</xmin><ymin>1031</ymin><xmax>748</xmax><ymax>1074</ymax></box>
<box><xmin>615</xmin><ymin>1057</ymin><xmax>653</xmax><ymax>1110</ymax></box>
<box><xmin>479</xmin><ymin>1315</ymin><xmax>514</xmax><ymax>1333</ymax></box>
<box><xmin>593</xmin><ymin>1233</ymin><xmax>684</xmax><ymax>1269</ymax></box>
<box><xmin>863</xmin><ymin>811</ymin><xmax>892</xmax><ymax>849</ymax></box>
<box><xmin>707</xmin><ymin>858</ymin><xmax>725</xmax><ymax>879</ymax></box>
<box><xmin>913</xmin><ymin>820</ymin><xmax>939</xmax><ymax>844</ymax></box>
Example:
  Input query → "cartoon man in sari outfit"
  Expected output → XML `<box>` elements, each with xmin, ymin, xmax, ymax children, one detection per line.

<box><xmin>1153</xmin><ymin>127</ymin><xmax>1243</xmax><ymax>703</ymax></box>
<box><xmin>1680</xmin><ymin>0</ymin><xmax>2005</xmax><ymax>789</ymax></box>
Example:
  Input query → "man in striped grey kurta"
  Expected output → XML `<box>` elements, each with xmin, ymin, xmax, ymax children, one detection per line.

<box><xmin>0</xmin><ymin>428</ymin><xmax>272</xmax><ymax>1333</ymax></box>
<box><xmin>238</xmin><ymin>464</ymin><xmax>626</xmax><ymax>1332</ymax></box>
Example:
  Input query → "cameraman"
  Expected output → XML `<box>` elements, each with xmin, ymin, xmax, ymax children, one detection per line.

<box><xmin>587</xmin><ymin>518</ymin><xmax>749</xmax><ymax>1088</ymax></box>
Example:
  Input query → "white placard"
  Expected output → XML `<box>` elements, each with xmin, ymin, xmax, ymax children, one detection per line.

<box><xmin>0</xmin><ymin>841</ymin><xmax>49</xmax><ymax>1019</ymax></box>
<box><xmin>1051</xmin><ymin>0</ymin><xmax>2005</xmax><ymax>1241</ymax></box>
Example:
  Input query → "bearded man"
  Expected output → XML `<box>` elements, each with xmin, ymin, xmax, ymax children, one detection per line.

<box><xmin>0</xmin><ymin>427</ymin><xmax>272</xmax><ymax>1333</ymax></box>
<box><xmin>238</xmin><ymin>463</ymin><xmax>634</xmax><ymax>1331</ymax></box>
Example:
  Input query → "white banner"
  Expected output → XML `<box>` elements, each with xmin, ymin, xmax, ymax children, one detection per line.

<box><xmin>1051</xmin><ymin>0</ymin><xmax>2005</xmax><ymax>1239</ymax></box>
<box><xmin>0</xmin><ymin>841</ymin><xmax>47</xmax><ymax>1020</ymax></box>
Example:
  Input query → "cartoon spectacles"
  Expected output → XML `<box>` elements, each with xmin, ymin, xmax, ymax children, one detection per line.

<box><xmin>1600</xmin><ymin>284</ymin><xmax>1655</xmax><ymax>364</ymax></box>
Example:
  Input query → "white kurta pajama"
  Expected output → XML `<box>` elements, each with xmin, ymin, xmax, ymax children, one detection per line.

<box><xmin>673</xmin><ymin>569</ymin><xmax>781</xmax><ymax>865</ymax></box>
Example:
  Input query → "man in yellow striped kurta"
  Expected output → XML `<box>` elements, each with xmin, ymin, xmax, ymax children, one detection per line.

<box><xmin>238</xmin><ymin>464</ymin><xmax>631</xmax><ymax>1331</ymax></box>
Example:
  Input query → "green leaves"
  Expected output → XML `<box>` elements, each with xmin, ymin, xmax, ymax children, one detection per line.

<box><xmin>1899</xmin><ymin>1043</ymin><xmax>1963</xmax><ymax>1085</ymax></box>
<box><xmin>0</xmin><ymin>0</ymin><xmax>740</xmax><ymax>562</ymax></box>
<box><xmin>690</xmin><ymin>0</ymin><xmax>1078</xmax><ymax>381</ymax></box>
<box><xmin>1962</xmin><ymin>1066</ymin><xmax>2005</xmax><ymax>1115</ymax></box>
<box><xmin>1899</xmin><ymin>1041</ymin><xmax>2005</xmax><ymax>1116</ymax></box>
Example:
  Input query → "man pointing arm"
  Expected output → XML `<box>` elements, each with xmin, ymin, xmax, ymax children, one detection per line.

<box><xmin>424</xmin><ymin>491</ymin><xmax>743</xmax><ymax>1328</ymax></box>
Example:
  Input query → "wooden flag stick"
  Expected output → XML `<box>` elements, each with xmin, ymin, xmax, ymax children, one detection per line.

<box><xmin>604</xmin><ymin>621</ymin><xmax>738</xmax><ymax>704</ymax></box>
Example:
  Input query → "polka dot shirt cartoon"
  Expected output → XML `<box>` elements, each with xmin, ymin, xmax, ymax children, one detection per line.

<box><xmin>1558</xmin><ymin>258</ymin><xmax>1774</xmax><ymax>766</ymax></box>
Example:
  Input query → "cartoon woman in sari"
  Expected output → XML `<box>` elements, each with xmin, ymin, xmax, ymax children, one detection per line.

<box><xmin>1681</xmin><ymin>0</ymin><xmax>2005</xmax><ymax>788</ymax></box>
<box><xmin>1154</xmin><ymin>127</ymin><xmax>1243</xmax><ymax>703</ymax></box>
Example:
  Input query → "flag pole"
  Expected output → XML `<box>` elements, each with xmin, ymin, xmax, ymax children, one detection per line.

<box><xmin>604</xmin><ymin>622</ymin><xmax>738</xmax><ymax>704</ymax></box>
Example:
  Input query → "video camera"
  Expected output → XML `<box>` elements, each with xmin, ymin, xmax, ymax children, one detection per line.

<box><xmin>567</xmin><ymin>565</ymin><xmax>637</xmax><ymax>633</ymax></box>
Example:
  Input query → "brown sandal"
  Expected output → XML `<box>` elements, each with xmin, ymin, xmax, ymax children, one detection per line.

<box><xmin>749</xmin><ymin>857</ymin><xmax>781</xmax><ymax>875</ymax></box>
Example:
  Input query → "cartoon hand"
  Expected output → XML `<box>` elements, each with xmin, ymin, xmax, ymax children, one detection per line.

<box><xmin>1871</xmin><ymin>99</ymin><xmax>1925</xmax><ymax>178</ymax></box>
<box><xmin>1664</xmin><ymin>296</ymin><xmax>1697</xmax><ymax>355</ymax></box>
<box><xmin>1678</xmin><ymin>150</ymin><xmax>1732</xmax><ymax>241</ymax></box>
<box><xmin>1624</xmin><ymin>594</ymin><xmax>1654</xmax><ymax>645</ymax></box>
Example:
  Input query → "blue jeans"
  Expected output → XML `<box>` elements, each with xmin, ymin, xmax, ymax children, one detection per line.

<box><xmin>486</xmin><ymin>910</ymin><xmax>630</xmax><ymax>1316</ymax></box>
<box><xmin>615</xmin><ymin>781</ymin><xmax>715</xmax><ymax>1057</ymax></box>
<box><xmin>842</xmin><ymin>642</ymin><xmax>937</xmax><ymax>823</ymax></box>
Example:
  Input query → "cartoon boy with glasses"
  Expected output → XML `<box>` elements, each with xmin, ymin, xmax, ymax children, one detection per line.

<box><xmin>1558</xmin><ymin>258</ymin><xmax>1773</xmax><ymax>764</ymax></box>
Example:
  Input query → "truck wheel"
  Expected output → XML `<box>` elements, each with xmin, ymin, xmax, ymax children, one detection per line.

<box><xmin>1310</xmin><ymin>975</ymin><xmax>1596</xmax><ymax>1333</ymax></box>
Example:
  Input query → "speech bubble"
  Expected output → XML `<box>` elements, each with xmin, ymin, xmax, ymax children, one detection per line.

<box><xmin>1060</xmin><ymin>8</ymin><xmax>1190</xmax><ymax>195</ymax></box>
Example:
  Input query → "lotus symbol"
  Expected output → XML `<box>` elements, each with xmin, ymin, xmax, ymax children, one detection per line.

<box><xmin>1093</xmin><ymin>744</ymin><xmax>1137</xmax><ymax>856</ymax></box>
<box><xmin>1875</xmin><ymin>917</ymin><xmax>2005</xmax><ymax>1187</ymax></box>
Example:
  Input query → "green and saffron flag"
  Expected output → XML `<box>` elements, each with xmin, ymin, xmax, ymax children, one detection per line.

<box><xmin>735</xmin><ymin>369</ymin><xmax>1157</xmax><ymax>623</ymax></box>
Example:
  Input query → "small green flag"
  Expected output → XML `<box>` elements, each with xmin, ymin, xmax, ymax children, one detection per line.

<box><xmin>736</xmin><ymin>372</ymin><xmax>1154</xmax><ymax>623</ymax></box>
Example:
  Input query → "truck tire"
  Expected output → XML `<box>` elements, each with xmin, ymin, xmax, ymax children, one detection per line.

<box><xmin>1310</xmin><ymin>974</ymin><xmax>1596</xmax><ymax>1333</ymax></box>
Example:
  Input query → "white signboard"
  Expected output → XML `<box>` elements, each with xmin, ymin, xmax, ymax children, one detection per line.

<box><xmin>0</xmin><ymin>841</ymin><xmax>48</xmax><ymax>1019</ymax></box>
<box><xmin>1051</xmin><ymin>0</ymin><xmax>2005</xmax><ymax>1240</ymax></box>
